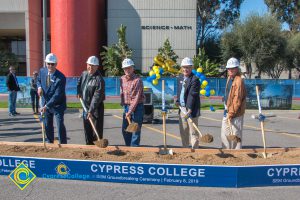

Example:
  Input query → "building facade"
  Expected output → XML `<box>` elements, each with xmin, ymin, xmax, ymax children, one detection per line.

<box><xmin>107</xmin><ymin>0</ymin><xmax>196</xmax><ymax>72</ymax></box>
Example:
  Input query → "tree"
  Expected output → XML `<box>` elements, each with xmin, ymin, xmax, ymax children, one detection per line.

<box><xmin>100</xmin><ymin>24</ymin><xmax>133</xmax><ymax>76</ymax></box>
<box><xmin>193</xmin><ymin>48</ymin><xmax>220</xmax><ymax>77</ymax></box>
<box><xmin>265</xmin><ymin>0</ymin><xmax>300</xmax><ymax>32</ymax></box>
<box><xmin>158</xmin><ymin>38</ymin><xmax>179</xmax><ymax>63</ymax></box>
<box><xmin>286</xmin><ymin>32</ymin><xmax>300</xmax><ymax>74</ymax></box>
<box><xmin>0</xmin><ymin>41</ymin><xmax>18</xmax><ymax>75</ymax></box>
<box><xmin>221</xmin><ymin>14</ymin><xmax>286</xmax><ymax>78</ymax></box>
<box><xmin>196</xmin><ymin>0</ymin><xmax>244</xmax><ymax>50</ymax></box>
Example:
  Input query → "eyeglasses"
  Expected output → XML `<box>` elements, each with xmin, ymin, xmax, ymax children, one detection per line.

<box><xmin>47</xmin><ymin>63</ymin><xmax>55</xmax><ymax>66</ymax></box>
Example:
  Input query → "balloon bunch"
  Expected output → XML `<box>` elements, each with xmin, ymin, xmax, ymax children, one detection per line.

<box><xmin>192</xmin><ymin>67</ymin><xmax>216</xmax><ymax>112</ymax></box>
<box><xmin>147</xmin><ymin>55</ymin><xmax>179</xmax><ymax>85</ymax></box>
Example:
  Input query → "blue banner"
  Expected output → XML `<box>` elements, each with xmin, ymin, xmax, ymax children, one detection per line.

<box><xmin>1</xmin><ymin>156</ymin><xmax>299</xmax><ymax>188</ymax></box>
<box><xmin>1</xmin><ymin>76</ymin><xmax>299</xmax><ymax>109</ymax></box>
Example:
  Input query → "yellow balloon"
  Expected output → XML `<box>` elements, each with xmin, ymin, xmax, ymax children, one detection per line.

<box><xmin>210</xmin><ymin>89</ymin><xmax>215</xmax><ymax>96</ymax></box>
<box><xmin>201</xmin><ymin>84</ymin><xmax>206</xmax><ymax>89</ymax></box>
<box><xmin>152</xmin><ymin>66</ymin><xmax>158</xmax><ymax>71</ymax></box>
<box><xmin>200</xmin><ymin>89</ymin><xmax>206</xmax><ymax>95</ymax></box>
<box><xmin>156</xmin><ymin>73</ymin><xmax>161</xmax><ymax>79</ymax></box>
<box><xmin>197</xmin><ymin>67</ymin><xmax>203</xmax><ymax>73</ymax></box>
<box><xmin>202</xmin><ymin>80</ymin><xmax>208</xmax><ymax>86</ymax></box>
<box><xmin>154</xmin><ymin>68</ymin><xmax>160</xmax><ymax>74</ymax></box>
<box><xmin>149</xmin><ymin>70</ymin><xmax>155</xmax><ymax>76</ymax></box>
<box><xmin>152</xmin><ymin>79</ymin><xmax>158</xmax><ymax>85</ymax></box>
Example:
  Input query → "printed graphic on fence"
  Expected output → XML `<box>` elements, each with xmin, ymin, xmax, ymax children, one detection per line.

<box><xmin>0</xmin><ymin>76</ymin><xmax>298</xmax><ymax>109</ymax></box>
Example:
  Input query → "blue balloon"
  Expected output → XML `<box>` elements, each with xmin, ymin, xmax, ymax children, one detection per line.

<box><xmin>200</xmin><ymin>74</ymin><xmax>206</xmax><ymax>81</ymax></box>
<box><xmin>210</xmin><ymin>105</ymin><xmax>215</xmax><ymax>112</ymax></box>
<box><xmin>196</xmin><ymin>72</ymin><xmax>202</xmax><ymax>78</ymax></box>
<box><xmin>151</xmin><ymin>74</ymin><xmax>156</xmax><ymax>79</ymax></box>
<box><xmin>146</xmin><ymin>77</ymin><xmax>152</xmax><ymax>82</ymax></box>
<box><xmin>159</xmin><ymin>68</ymin><xmax>164</xmax><ymax>74</ymax></box>
<box><xmin>205</xmin><ymin>91</ymin><xmax>210</xmax><ymax>97</ymax></box>
<box><xmin>205</xmin><ymin>86</ymin><xmax>210</xmax><ymax>91</ymax></box>
<box><xmin>192</xmin><ymin>69</ymin><xmax>197</xmax><ymax>74</ymax></box>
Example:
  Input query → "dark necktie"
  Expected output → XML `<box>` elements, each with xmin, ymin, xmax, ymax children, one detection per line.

<box><xmin>46</xmin><ymin>74</ymin><xmax>50</xmax><ymax>87</ymax></box>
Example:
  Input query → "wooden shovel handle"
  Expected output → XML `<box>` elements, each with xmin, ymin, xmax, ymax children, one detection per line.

<box><xmin>126</xmin><ymin>117</ymin><xmax>132</xmax><ymax>124</ymax></box>
<box><xmin>227</xmin><ymin>118</ymin><xmax>234</xmax><ymax>136</ymax></box>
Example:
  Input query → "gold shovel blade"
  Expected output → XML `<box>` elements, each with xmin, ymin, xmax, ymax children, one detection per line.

<box><xmin>93</xmin><ymin>139</ymin><xmax>109</xmax><ymax>148</ymax></box>
<box><xmin>126</xmin><ymin>122</ymin><xmax>139</xmax><ymax>133</ymax></box>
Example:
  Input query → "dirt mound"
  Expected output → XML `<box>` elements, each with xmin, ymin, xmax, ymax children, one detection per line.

<box><xmin>0</xmin><ymin>144</ymin><xmax>299</xmax><ymax>165</ymax></box>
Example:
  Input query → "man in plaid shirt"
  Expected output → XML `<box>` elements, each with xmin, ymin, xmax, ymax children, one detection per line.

<box><xmin>120</xmin><ymin>58</ymin><xmax>144</xmax><ymax>146</ymax></box>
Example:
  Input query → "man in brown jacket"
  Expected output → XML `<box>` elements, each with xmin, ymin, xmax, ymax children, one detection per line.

<box><xmin>221</xmin><ymin>57</ymin><xmax>246</xmax><ymax>149</ymax></box>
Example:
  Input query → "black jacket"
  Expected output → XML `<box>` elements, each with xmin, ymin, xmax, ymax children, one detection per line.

<box><xmin>6</xmin><ymin>72</ymin><xmax>20</xmax><ymax>91</ymax></box>
<box><xmin>77</xmin><ymin>70</ymin><xmax>105</xmax><ymax>118</ymax></box>
<box><xmin>176</xmin><ymin>74</ymin><xmax>201</xmax><ymax>118</ymax></box>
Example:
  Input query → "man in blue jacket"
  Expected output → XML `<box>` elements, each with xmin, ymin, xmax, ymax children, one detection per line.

<box><xmin>176</xmin><ymin>57</ymin><xmax>201</xmax><ymax>150</ymax></box>
<box><xmin>37</xmin><ymin>53</ymin><xmax>67</xmax><ymax>144</ymax></box>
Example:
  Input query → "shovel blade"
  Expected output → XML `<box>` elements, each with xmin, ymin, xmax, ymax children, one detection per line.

<box><xmin>53</xmin><ymin>139</ymin><xmax>61</xmax><ymax>148</ymax></box>
<box><xmin>126</xmin><ymin>123</ymin><xmax>139</xmax><ymax>133</ymax></box>
<box><xmin>94</xmin><ymin>139</ymin><xmax>109</xmax><ymax>148</ymax></box>
<box><xmin>159</xmin><ymin>148</ymin><xmax>173</xmax><ymax>155</ymax></box>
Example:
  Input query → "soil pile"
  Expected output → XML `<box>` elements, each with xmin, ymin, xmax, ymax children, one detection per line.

<box><xmin>0</xmin><ymin>145</ymin><xmax>299</xmax><ymax>165</ymax></box>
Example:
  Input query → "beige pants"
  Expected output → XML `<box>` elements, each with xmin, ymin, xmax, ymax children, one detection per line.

<box><xmin>221</xmin><ymin>115</ymin><xmax>244</xmax><ymax>149</ymax></box>
<box><xmin>179</xmin><ymin>107</ymin><xmax>199</xmax><ymax>149</ymax></box>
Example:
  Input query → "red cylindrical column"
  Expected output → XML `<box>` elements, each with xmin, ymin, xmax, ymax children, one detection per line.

<box><xmin>50</xmin><ymin>0</ymin><xmax>105</xmax><ymax>77</ymax></box>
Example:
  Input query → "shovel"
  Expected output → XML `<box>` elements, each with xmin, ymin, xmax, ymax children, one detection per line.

<box><xmin>226</xmin><ymin>118</ymin><xmax>241</xmax><ymax>143</ymax></box>
<box><xmin>179</xmin><ymin>106</ymin><xmax>213</xmax><ymax>143</ymax></box>
<box><xmin>39</xmin><ymin>112</ymin><xmax>47</xmax><ymax>149</ymax></box>
<box><xmin>256</xmin><ymin>85</ymin><xmax>270</xmax><ymax>159</ymax></box>
<box><xmin>159</xmin><ymin>80</ymin><xmax>173</xmax><ymax>155</ymax></box>
<box><xmin>79</xmin><ymin>98</ymin><xmax>108</xmax><ymax>148</ymax></box>
<box><xmin>125</xmin><ymin>117</ymin><xmax>139</xmax><ymax>133</ymax></box>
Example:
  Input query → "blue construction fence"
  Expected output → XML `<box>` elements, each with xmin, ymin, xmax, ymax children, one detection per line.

<box><xmin>1</xmin><ymin>76</ymin><xmax>300</xmax><ymax>109</ymax></box>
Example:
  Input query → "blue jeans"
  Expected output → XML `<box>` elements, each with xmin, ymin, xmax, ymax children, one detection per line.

<box><xmin>122</xmin><ymin>103</ymin><xmax>144</xmax><ymax>146</ymax></box>
<box><xmin>8</xmin><ymin>91</ymin><xmax>17</xmax><ymax>114</ymax></box>
<box><xmin>44</xmin><ymin>109</ymin><xmax>67</xmax><ymax>144</ymax></box>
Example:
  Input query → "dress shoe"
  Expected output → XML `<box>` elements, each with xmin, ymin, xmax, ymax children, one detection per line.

<box><xmin>14</xmin><ymin>112</ymin><xmax>20</xmax><ymax>115</ymax></box>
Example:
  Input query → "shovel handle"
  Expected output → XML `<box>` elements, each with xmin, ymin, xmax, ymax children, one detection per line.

<box><xmin>179</xmin><ymin>106</ymin><xmax>203</xmax><ymax>137</ymax></box>
<box><xmin>126</xmin><ymin>117</ymin><xmax>132</xmax><ymax>124</ymax></box>
<box><xmin>162</xmin><ymin>112</ymin><xmax>167</xmax><ymax>149</ymax></box>
<box><xmin>227</xmin><ymin>118</ymin><xmax>234</xmax><ymax>136</ymax></box>
<box><xmin>80</xmin><ymin>97</ymin><xmax>101</xmax><ymax>141</ymax></box>
<box><xmin>88</xmin><ymin>117</ymin><xmax>100</xmax><ymax>141</ymax></box>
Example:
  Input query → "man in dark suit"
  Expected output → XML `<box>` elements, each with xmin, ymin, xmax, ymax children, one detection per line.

<box><xmin>176</xmin><ymin>57</ymin><xmax>201</xmax><ymax>150</ymax></box>
<box><xmin>6</xmin><ymin>66</ymin><xmax>20</xmax><ymax>116</ymax></box>
<box><xmin>77</xmin><ymin>56</ymin><xmax>106</xmax><ymax>145</ymax></box>
<box><xmin>37</xmin><ymin>53</ymin><xmax>67</xmax><ymax>144</ymax></box>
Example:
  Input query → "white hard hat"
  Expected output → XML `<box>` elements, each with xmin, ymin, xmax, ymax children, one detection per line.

<box><xmin>86</xmin><ymin>56</ymin><xmax>99</xmax><ymax>66</ymax></box>
<box><xmin>226</xmin><ymin>57</ymin><xmax>239</xmax><ymax>69</ymax></box>
<box><xmin>122</xmin><ymin>58</ymin><xmax>134</xmax><ymax>68</ymax></box>
<box><xmin>181</xmin><ymin>57</ymin><xmax>193</xmax><ymax>67</ymax></box>
<box><xmin>45</xmin><ymin>53</ymin><xmax>57</xmax><ymax>63</ymax></box>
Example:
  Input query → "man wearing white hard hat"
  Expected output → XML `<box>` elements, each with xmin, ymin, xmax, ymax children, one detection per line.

<box><xmin>176</xmin><ymin>57</ymin><xmax>201</xmax><ymax>150</ymax></box>
<box><xmin>77</xmin><ymin>56</ymin><xmax>107</xmax><ymax>146</ymax></box>
<box><xmin>221</xmin><ymin>57</ymin><xmax>246</xmax><ymax>149</ymax></box>
<box><xmin>120</xmin><ymin>58</ymin><xmax>144</xmax><ymax>146</ymax></box>
<box><xmin>37</xmin><ymin>53</ymin><xmax>67</xmax><ymax>144</ymax></box>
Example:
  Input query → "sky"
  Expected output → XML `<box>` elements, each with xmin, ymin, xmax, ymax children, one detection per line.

<box><xmin>240</xmin><ymin>0</ymin><xmax>268</xmax><ymax>21</ymax></box>
<box><xmin>239</xmin><ymin>0</ymin><xmax>289</xmax><ymax>30</ymax></box>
